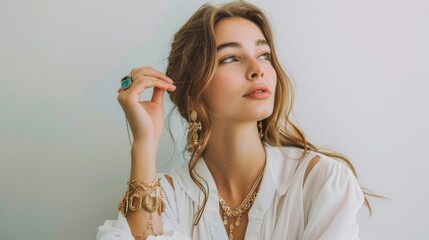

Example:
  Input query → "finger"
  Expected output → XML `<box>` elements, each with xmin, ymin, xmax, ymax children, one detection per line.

<box><xmin>151</xmin><ymin>87</ymin><xmax>165</xmax><ymax>105</ymax></box>
<box><xmin>131</xmin><ymin>67</ymin><xmax>173</xmax><ymax>84</ymax></box>
<box><xmin>130</xmin><ymin>76</ymin><xmax>175</xmax><ymax>94</ymax></box>
<box><xmin>118</xmin><ymin>77</ymin><xmax>175</xmax><ymax>103</ymax></box>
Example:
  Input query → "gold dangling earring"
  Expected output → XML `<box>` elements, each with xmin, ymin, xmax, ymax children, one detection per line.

<box><xmin>187</xmin><ymin>110</ymin><xmax>202</xmax><ymax>152</ymax></box>
<box><xmin>258</xmin><ymin>121</ymin><xmax>264</xmax><ymax>138</ymax></box>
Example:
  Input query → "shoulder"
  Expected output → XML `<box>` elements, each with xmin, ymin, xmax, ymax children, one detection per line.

<box><xmin>162</xmin><ymin>160</ymin><xmax>189</xmax><ymax>180</ymax></box>
<box><xmin>302</xmin><ymin>153</ymin><xmax>364</xmax><ymax>206</ymax></box>
<box><xmin>265</xmin><ymin>144</ymin><xmax>362</xmax><ymax>196</ymax></box>
<box><xmin>265</xmin><ymin>144</ymin><xmax>318</xmax><ymax>177</ymax></box>
<box><xmin>305</xmin><ymin>153</ymin><xmax>356</xmax><ymax>185</ymax></box>
<box><xmin>265</xmin><ymin>143</ymin><xmax>306</xmax><ymax>160</ymax></box>
<box><xmin>297</xmin><ymin>154</ymin><xmax>364</xmax><ymax>239</ymax></box>
<box><xmin>265</xmin><ymin>143</ymin><xmax>356</xmax><ymax>182</ymax></box>
<box><xmin>158</xmin><ymin>160</ymin><xmax>203</xmax><ymax>203</ymax></box>
<box><xmin>158</xmin><ymin>160</ymin><xmax>190</xmax><ymax>192</ymax></box>
<box><xmin>264</xmin><ymin>144</ymin><xmax>315</xmax><ymax>195</ymax></box>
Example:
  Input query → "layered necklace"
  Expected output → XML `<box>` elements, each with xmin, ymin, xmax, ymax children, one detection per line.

<box><xmin>218</xmin><ymin>163</ymin><xmax>265</xmax><ymax>240</ymax></box>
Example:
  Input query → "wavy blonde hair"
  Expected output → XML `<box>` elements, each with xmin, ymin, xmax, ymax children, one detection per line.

<box><xmin>167</xmin><ymin>0</ymin><xmax>374</xmax><ymax>225</ymax></box>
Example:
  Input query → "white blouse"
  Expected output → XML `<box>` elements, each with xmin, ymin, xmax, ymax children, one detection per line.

<box><xmin>97</xmin><ymin>145</ymin><xmax>364</xmax><ymax>240</ymax></box>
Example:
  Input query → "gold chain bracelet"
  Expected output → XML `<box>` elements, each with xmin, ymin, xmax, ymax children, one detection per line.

<box><xmin>118</xmin><ymin>178</ymin><xmax>165</xmax><ymax>216</ymax></box>
<box><xmin>118</xmin><ymin>178</ymin><xmax>165</xmax><ymax>237</ymax></box>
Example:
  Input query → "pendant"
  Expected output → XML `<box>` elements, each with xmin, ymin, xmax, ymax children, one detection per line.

<box><xmin>235</xmin><ymin>215</ymin><xmax>241</xmax><ymax>226</ymax></box>
<box><xmin>229</xmin><ymin>224</ymin><xmax>234</xmax><ymax>240</ymax></box>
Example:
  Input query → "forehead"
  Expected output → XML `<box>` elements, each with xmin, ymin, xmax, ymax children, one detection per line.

<box><xmin>214</xmin><ymin>17</ymin><xmax>266</xmax><ymax>44</ymax></box>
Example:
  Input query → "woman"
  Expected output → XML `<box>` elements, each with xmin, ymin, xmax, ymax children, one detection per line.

<box><xmin>97</xmin><ymin>1</ymin><xmax>368</xmax><ymax>239</ymax></box>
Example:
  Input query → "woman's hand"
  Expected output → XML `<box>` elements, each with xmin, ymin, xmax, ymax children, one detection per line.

<box><xmin>117</xmin><ymin>67</ymin><xmax>176</xmax><ymax>144</ymax></box>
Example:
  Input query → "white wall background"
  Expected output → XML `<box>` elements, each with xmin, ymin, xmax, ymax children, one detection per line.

<box><xmin>1</xmin><ymin>0</ymin><xmax>428</xmax><ymax>239</ymax></box>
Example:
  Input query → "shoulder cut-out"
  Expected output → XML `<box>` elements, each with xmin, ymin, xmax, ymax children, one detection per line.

<box><xmin>165</xmin><ymin>174</ymin><xmax>174</xmax><ymax>190</ymax></box>
<box><xmin>303</xmin><ymin>155</ymin><xmax>321</xmax><ymax>185</ymax></box>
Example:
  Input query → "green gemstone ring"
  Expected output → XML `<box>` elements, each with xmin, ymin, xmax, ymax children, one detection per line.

<box><xmin>120</xmin><ymin>75</ymin><xmax>133</xmax><ymax>90</ymax></box>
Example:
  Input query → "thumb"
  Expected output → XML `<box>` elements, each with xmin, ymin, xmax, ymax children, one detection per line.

<box><xmin>151</xmin><ymin>87</ymin><xmax>165</xmax><ymax>104</ymax></box>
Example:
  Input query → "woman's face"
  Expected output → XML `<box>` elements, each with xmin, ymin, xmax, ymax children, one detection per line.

<box><xmin>203</xmin><ymin>17</ymin><xmax>277</xmax><ymax>123</ymax></box>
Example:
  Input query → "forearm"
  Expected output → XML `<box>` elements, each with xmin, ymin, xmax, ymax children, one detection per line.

<box><xmin>116</xmin><ymin>66</ymin><xmax>175</xmax><ymax>239</ymax></box>
<box><xmin>125</xmin><ymin>141</ymin><xmax>163</xmax><ymax>239</ymax></box>
<box><xmin>130</xmin><ymin>140</ymin><xmax>158</xmax><ymax>180</ymax></box>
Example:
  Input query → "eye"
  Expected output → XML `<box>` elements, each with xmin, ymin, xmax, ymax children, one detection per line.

<box><xmin>258</xmin><ymin>52</ymin><xmax>271</xmax><ymax>61</ymax></box>
<box><xmin>219</xmin><ymin>54</ymin><xmax>239</xmax><ymax>64</ymax></box>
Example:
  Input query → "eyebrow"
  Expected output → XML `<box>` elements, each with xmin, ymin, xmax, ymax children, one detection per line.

<box><xmin>216</xmin><ymin>39</ymin><xmax>269</xmax><ymax>51</ymax></box>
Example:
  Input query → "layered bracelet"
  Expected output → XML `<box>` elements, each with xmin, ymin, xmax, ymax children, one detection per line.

<box><xmin>118</xmin><ymin>178</ymin><xmax>166</xmax><ymax>238</ymax></box>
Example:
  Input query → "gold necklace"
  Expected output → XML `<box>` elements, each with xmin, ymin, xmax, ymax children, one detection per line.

<box><xmin>218</xmin><ymin>163</ymin><xmax>265</xmax><ymax>240</ymax></box>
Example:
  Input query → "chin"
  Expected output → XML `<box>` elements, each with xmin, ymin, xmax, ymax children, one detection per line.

<box><xmin>250</xmin><ymin>106</ymin><xmax>274</xmax><ymax>120</ymax></box>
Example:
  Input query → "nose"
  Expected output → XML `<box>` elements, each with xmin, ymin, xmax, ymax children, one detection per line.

<box><xmin>246</xmin><ymin>59</ymin><xmax>265</xmax><ymax>80</ymax></box>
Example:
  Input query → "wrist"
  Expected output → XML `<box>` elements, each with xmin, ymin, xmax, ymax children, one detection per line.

<box><xmin>130</xmin><ymin>143</ymin><xmax>158</xmax><ymax>179</ymax></box>
<box><xmin>131</xmin><ymin>138</ymin><xmax>159</xmax><ymax>150</ymax></box>
<box><xmin>131</xmin><ymin>140</ymin><xmax>158</xmax><ymax>160</ymax></box>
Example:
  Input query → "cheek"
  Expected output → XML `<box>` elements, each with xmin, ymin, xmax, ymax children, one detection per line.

<box><xmin>203</xmin><ymin>75</ymin><xmax>228</xmax><ymax>107</ymax></box>
<box><xmin>267</xmin><ymin>67</ymin><xmax>277</xmax><ymax>89</ymax></box>
<box><xmin>204</xmin><ymin>73</ymin><xmax>240</xmax><ymax>110</ymax></box>
<box><xmin>209</xmin><ymin>72</ymin><xmax>241</xmax><ymax>96</ymax></box>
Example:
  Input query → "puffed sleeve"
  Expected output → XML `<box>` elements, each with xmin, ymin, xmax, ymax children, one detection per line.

<box><xmin>96</xmin><ymin>176</ymin><xmax>191</xmax><ymax>240</ymax></box>
<box><xmin>300</xmin><ymin>157</ymin><xmax>364</xmax><ymax>240</ymax></box>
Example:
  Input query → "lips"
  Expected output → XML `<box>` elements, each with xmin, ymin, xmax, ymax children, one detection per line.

<box><xmin>243</xmin><ymin>85</ymin><xmax>271</xmax><ymax>99</ymax></box>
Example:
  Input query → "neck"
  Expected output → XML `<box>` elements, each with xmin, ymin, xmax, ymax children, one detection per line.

<box><xmin>203</xmin><ymin>121</ymin><xmax>266</xmax><ymax>204</ymax></box>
